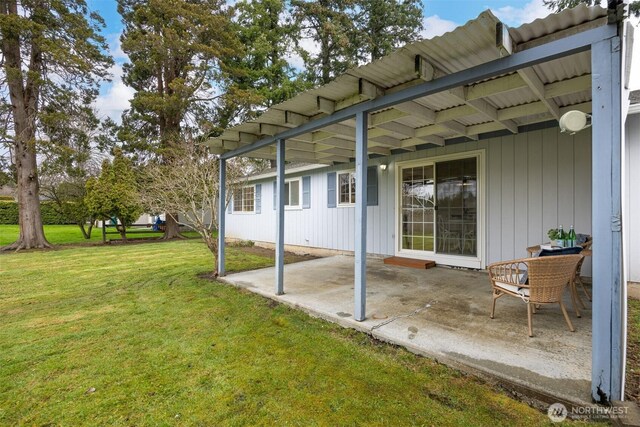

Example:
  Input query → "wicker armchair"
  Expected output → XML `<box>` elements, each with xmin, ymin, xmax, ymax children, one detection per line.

<box><xmin>488</xmin><ymin>254</ymin><xmax>583</xmax><ymax>337</ymax></box>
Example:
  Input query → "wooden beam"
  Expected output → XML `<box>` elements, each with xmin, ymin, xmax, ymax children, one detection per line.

<box><xmin>393</xmin><ymin>101</ymin><xmax>436</xmax><ymax>123</ymax></box>
<box><xmin>317</xmin><ymin>147</ymin><xmax>354</xmax><ymax>157</ymax></box>
<box><xmin>367</xmin><ymin>146</ymin><xmax>391</xmax><ymax>156</ymax></box>
<box><xmin>449</xmin><ymin>86</ymin><xmax>518</xmax><ymax>133</ymax></box>
<box><xmin>376</xmin><ymin>121</ymin><xmax>416</xmax><ymax>137</ymax></box>
<box><xmin>497</xmin><ymin>101</ymin><xmax>549</xmax><ymax>120</ymax></box>
<box><xmin>317</xmin><ymin>96</ymin><xmax>335</xmax><ymax>114</ymax></box>
<box><xmin>259</xmin><ymin>123</ymin><xmax>289</xmax><ymax>136</ymax></box>
<box><xmin>496</xmin><ymin>22</ymin><xmax>514</xmax><ymax>57</ymax></box>
<box><xmin>370</xmin><ymin>108</ymin><xmax>409</xmax><ymax>126</ymax></box>
<box><xmin>315</xmin><ymin>137</ymin><xmax>355</xmax><ymax>149</ymax></box>
<box><xmin>311</xmin><ymin>130</ymin><xmax>336</xmax><ymax>142</ymax></box>
<box><xmin>415</xmin><ymin>55</ymin><xmax>435</xmax><ymax>81</ymax></box>
<box><xmin>359</xmin><ymin>78</ymin><xmax>384</xmax><ymax>100</ymax></box>
<box><xmin>441</xmin><ymin>120</ymin><xmax>479</xmax><ymax>141</ymax></box>
<box><xmin>466</xmin><ymin>73</ymin><xmax>527</xmax><ymax>100</ymax></box>
<box><xmin>545</xmin><ymin>74</ymin><xmax>591</xmax><ymax>98</ymax></box>
<box><xmin>435</xmin><ymin>104</ymin><xmax>476</xmax><ymax>123</ymax></box>
<box><xmin>285</xmin><ymin>110</ymin><xmax>310</xmax><ymax>127</ymax></box>
<box><xmin>370</xmin><ymin>135</ymin><xmax>403</xmax><ymax>148</ymax></box>
<box><xmin>323</xmin><ymin>123</ymin><xmax>356</xmax><ymax>138</ymax></box>
<box><xmin>517</xmin><ymin>67</ymin><xmax>561</xmax><ymax>119</ymax></box>
<box><xmin>414</xmin><ymin>124</ymin><xmax>450</xmax><ymax>138</ymax></box>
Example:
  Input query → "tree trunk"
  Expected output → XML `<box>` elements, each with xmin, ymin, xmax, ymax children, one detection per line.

<box><xmin>1</xmin><ymin>0</ymin><xmax>50</xmax><ymax>250</ymax></box>
<box><xmin>163</xmin><ymin>212</ymin><xmax>183</xmax><ymax>239</ymax></box>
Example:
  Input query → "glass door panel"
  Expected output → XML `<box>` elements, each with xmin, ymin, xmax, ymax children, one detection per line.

<box><xmin>435</xmin><ymin>158</ymin><xmax>477</xmax><ymax>256</ymax></box>
<box><xmin>401</xmin><ymin>165</ymin><xmax>435</xmax><ymax>252</ymax></box>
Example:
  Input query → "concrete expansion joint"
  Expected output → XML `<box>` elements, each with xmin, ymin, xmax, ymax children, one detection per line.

<box><xmin>370</xmin><ymin>301</ymin><xmax>434</xmax><ymax>331</ymax></box>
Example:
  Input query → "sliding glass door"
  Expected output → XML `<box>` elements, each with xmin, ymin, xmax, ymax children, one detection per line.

<box><xmin>435</xmin><ymin>158</ymin><xmax>477</xmax><ymax>256</ymax></box>
<box><xmin>399</xmin><ymin>156</ymin><xmax>478</xmax><ymax>258</ymax></box>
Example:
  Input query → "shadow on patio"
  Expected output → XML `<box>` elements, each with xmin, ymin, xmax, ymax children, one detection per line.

<box><xmin>222</xmin><ymin>255</ymin><xmax>592</xmax><ymax>405</ymax></box>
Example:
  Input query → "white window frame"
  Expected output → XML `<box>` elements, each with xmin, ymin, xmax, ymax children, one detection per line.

<box><xmin>233</xmin><ymin>185</ymin><xmax>256</xmax><ymax>214</ymax></box>
<box><xmin>337</xmin><ymin>170</ymin><xmax>356</xmax><ymax>207</ymax></box>
<box><xmin>284</xmin><ymin>178</ymin><xmax>302</xmax><ymax>210</ymax></box>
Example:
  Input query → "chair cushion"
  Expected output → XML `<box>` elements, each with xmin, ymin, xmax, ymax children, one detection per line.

<box><xmin>539</xmin><ymin>246</ymin><xmax>583</xmax><ymax>257</ymax></box>
<box><xmin>494</xmin><ymin>280</ymin><xmax>530</xmax><ymax>297</ymax></box>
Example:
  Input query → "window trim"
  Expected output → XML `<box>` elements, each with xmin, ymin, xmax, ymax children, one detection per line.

<box><xmin>233</xmin><ymin>185</ymin><xmax>256</xmax><ymax>214</ymax></box>
<box><xmin>337</xmin><ymin>170</ymin><xmax>356</xmax><ymax>207</ymax></box>
<box><xmin>284</xmin><ymin>178</ymin><xmax>302</xmax><ymax>210</ymax></box>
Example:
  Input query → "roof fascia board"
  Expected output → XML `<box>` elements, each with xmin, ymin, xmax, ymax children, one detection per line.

<box><xmin>221</xmin><ymin>24</ymin><xmax>616</xmax><ymax>160</ymax></box>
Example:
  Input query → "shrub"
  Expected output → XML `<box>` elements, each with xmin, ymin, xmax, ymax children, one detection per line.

<box><xmin>0</xmin><ymin>201</ymin><xmax>75</xmax><ymax>225</ymax></box>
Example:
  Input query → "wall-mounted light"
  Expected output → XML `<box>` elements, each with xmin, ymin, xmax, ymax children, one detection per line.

<box><xmin>379</xmin><ymin>164</ymin><xmax>388</xmax><ymax>171</ymax></box>
<box><xmin>559</xmin><ymin>110</ymin><xmax>591</xmax><ymax>135</ymax></box>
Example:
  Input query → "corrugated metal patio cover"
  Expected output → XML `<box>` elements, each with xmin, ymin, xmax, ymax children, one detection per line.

<box><xmin>206</xmin><ymin>5</ymin><xmax>608</xmax><ymax>163</ymax></box>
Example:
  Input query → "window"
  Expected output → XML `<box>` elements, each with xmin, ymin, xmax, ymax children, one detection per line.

<box><xmin>338</xmin><ymin>171</ymin><xmax>356</xmax><ymax>206</ymax></box>
<box><xmin>284</xmin><ymin>178</ymin><xmax>301</xmax><ymax>209</ymax></box>
<box><xmin>233</xmin><ymin>186</ymin><xmax>255</xmax><ymax>213</ymax></box>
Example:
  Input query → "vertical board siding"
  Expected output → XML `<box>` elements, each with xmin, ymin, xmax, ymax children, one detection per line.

<box><xmin>225</xmin><ymin>126</ymin><xmax>592</xmax><ymax>272</ymax></box>
<box><xmin>626</xmin><ymin>114</ymin><xmax>640</xmax><ymax>282</ymax></box>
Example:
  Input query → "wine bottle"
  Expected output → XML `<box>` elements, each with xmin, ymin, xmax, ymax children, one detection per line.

<box><xmin>557</xmin><ymin>225</ymin><xmax>565</xmax><ymax>247</ymax></box>
<box><xmin>568</xmin><ymin>225</ymin><xmax>576</xmax><ymax>247</ymax></box>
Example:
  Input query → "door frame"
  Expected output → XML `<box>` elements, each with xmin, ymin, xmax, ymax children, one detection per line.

<box><xmin>394</xmin><ymin>149</ymin><xmax>486</xmax><ymax>269</ymax></box>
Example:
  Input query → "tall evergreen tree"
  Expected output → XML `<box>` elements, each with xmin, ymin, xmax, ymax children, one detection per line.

<box><xmin>0</xmin><ymin>0</ymin><xmax>112</xmax><ymax>250</ymax></box>
<box><xmin>216</xmin><ymin>0</ymin><xmax>308</xmax><ymax>130</ymax></box>
<box><xmin>291</xmin><ymin>0</ymin><xmax>358</xmax><ymax>85</ymax></box>
<box><xmin>117</xmin><ymin>0</ymin><xmax>242</xmax><ymax>238</ymax></box>
<box><xmin>354</xmin><ymin>0</ymin><xmax>423</xmax><ymax>62</ymax></box>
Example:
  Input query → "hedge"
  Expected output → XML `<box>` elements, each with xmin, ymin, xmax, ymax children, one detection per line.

<box><xmin>0</xmin><ymin>201</ymin><xmax>75</xmax><ymax>225</ymax></box>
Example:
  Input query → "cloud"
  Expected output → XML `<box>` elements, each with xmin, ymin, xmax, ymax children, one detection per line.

<box><xmin>285</xmin><ymin>36</ymin><xmax>320</xmax><ymax>71</ymax></box>
<box><xmin>420</xmin><ymin>15</ymin><xmax>458</xmax><ymax>40</ymax></box>
<box><xmin>491</xmin><ymin>0</ymin><xmax>550</xmax><ymax>27</ymax></box>
<box><xmin>106</xmin><ymin>33</ymin><xmax>128</xmax><ymax>63</ymax></box>
<box><xmin>94</xmin><ymin>63</ymin><xmax>134</xmax><ymax>123</ymax></box>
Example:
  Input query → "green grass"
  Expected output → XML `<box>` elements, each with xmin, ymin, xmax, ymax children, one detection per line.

<box><xmin>0</xmin><ymin>240</ymin><xmax>566</xmax><ymax>425</ymax></box>
<box><xmin>0</xmin><ymin>224</ymin><xmax>200</xmax><ymax>246</ymax></box>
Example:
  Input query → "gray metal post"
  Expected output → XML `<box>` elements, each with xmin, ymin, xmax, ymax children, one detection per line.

<box><xmin>218</xmin><ymin>158</ymin><xmax>226</xmax><ymax>277</ymax></box>
<box><xmin>354</xmin><ymin>112</ymin><xmax>368</xmax><ymax>321</ymax></box>
<box><xmin>275</xmin><ymin>139</ymin><xmax>285</xmax><ymax>295</ymax></box>
<box><xmin>591</xmin><ymin>35</ymin><xmax>624</xmax><ymax>403</ymax></box>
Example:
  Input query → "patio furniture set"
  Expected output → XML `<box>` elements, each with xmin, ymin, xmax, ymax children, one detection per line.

<box><xmin>488</xmin><ymin>237</ymin><xmax>593</xmax><ymax>337</ymax></box>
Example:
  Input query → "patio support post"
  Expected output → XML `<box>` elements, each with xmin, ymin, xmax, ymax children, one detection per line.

<box><xmin>275</xmin><ymin>138</ymin><xmax>285</xmax><ymax>295</ymax></box>
<box><xmin>354</xmin><ymin>111</ymin><xmax>368</xmax><ymax>321</ymax></box>
<box><xmin>590</xmin><ymin>34</ymin><xmax>625</xmax><ymax>403</ymax></box>
<box><xmin>218</xmin><ymin>158</ymin><xmax>226</xmax><ymax>277</ymax></box>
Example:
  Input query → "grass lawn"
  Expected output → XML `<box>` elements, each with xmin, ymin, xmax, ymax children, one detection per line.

<box><xmin>0</xmin><ymin>224</ymin><xmax>200</xmax><ymax>247</ymax></box>
<box><xmin>1</xmin><ymin>240</ymin><xmax>570</xmax><ymax>425</ymax></box>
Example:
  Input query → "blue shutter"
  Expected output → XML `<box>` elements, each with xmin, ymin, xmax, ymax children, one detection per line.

<box><xmin>367</xmin><ymin>166</ymin><xmax>378</xmax><ymax>206</ymax></box>
<box><xmin>255</xmin><ymin>184</ymin><xmax>262</xmax><ymax>214</ymax></box>
<box><xmin>273</xmin><ymin>181</ymin><xmax>276</xmax><ymax>210</ymax></box>
<box><xmin>327</xmin><ymin>172</ymin><xmax>336</xmax><ymax>208</ymax></box>
<box><xmin>302</xmin><ymin>176</ymin><xmax>311</xmax><ymax>209</ymax></box>
<box><xmin>227</xmin><ymin>194</ymin><xmax>233</xmax><ymax>214</ymax></box>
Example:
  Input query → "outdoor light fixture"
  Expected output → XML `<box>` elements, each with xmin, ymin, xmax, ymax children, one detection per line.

<box><xmin>559</xmin><ymin>110</ymin><xmax>591</xmax><ymax>135</ymax></box>
<box><xmin>379</xmin><ymin>164</ymin><xmax>388</xmax><ymax>171</ymax></box>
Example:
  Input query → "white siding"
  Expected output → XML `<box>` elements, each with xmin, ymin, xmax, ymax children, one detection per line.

<box><xmin>625</xmin><ymin>113</ymin><xmax>640</xmax><ymax>282</ymax></box>
<box><xmin>226</xmin><ymin>125</ymin><xmax>593</xmax><ymax>269</ymax></box>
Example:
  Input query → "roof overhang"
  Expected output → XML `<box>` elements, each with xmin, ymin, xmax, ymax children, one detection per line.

<box><xmin>207</xmin><ymin>5</ymin><xmax>622</xmax><ymax>164</ymax></box>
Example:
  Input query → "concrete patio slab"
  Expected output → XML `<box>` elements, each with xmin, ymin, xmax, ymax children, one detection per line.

<box><xmin>222</xmin><ymin>255</ymin><xmax>592</xmax><ymax>405</ymax></box>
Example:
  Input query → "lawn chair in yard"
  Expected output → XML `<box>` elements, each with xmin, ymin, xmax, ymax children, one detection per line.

<box><xmin>488</xmin><ymin>254</ymin><xmax>583</xmax><ymax>337</ymax></box>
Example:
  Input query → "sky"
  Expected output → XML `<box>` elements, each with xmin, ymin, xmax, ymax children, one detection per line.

<box><xmin>86</xmin><ymin>0</ymin><xmax>640</xmax><ymax>123</ymax></box>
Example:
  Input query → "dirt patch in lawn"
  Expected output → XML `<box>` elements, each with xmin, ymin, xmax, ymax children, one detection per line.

<box><xmin>233</xmin><ymin>245</ymin><xmax>318</xmax><ymax>264</ymax></box>
<box><xmin>197</xmin><ymin>246</ymin><xmax>318</xmax><ymax>281</ymax></box>
<box><xmin>626</xmin><ymin>298</ymin><xmax>640</xmax><ymax>404</ymax></box>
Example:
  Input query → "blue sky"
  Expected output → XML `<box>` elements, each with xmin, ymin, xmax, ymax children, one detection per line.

<box><xmin>87</xmin><ymin>0</ymin><xmax>639</xmax><ymax>122</ymax></box>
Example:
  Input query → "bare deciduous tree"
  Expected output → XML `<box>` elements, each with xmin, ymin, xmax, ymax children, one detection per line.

<box><xmin>142</xmin><ymin>142</ymin><xmax>251</xmax><ymax>276</ymax></box>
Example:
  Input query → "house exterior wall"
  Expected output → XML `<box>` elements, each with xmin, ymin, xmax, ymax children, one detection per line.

<box><xmin>625</xmin><ymin>112</ymin><xmax>640</xmax><ymax>282</ymax></box>
<box><xmin>225</xmin><ymin>125</ymin><xmax>593</xmax><ymax>270</ymax></box>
